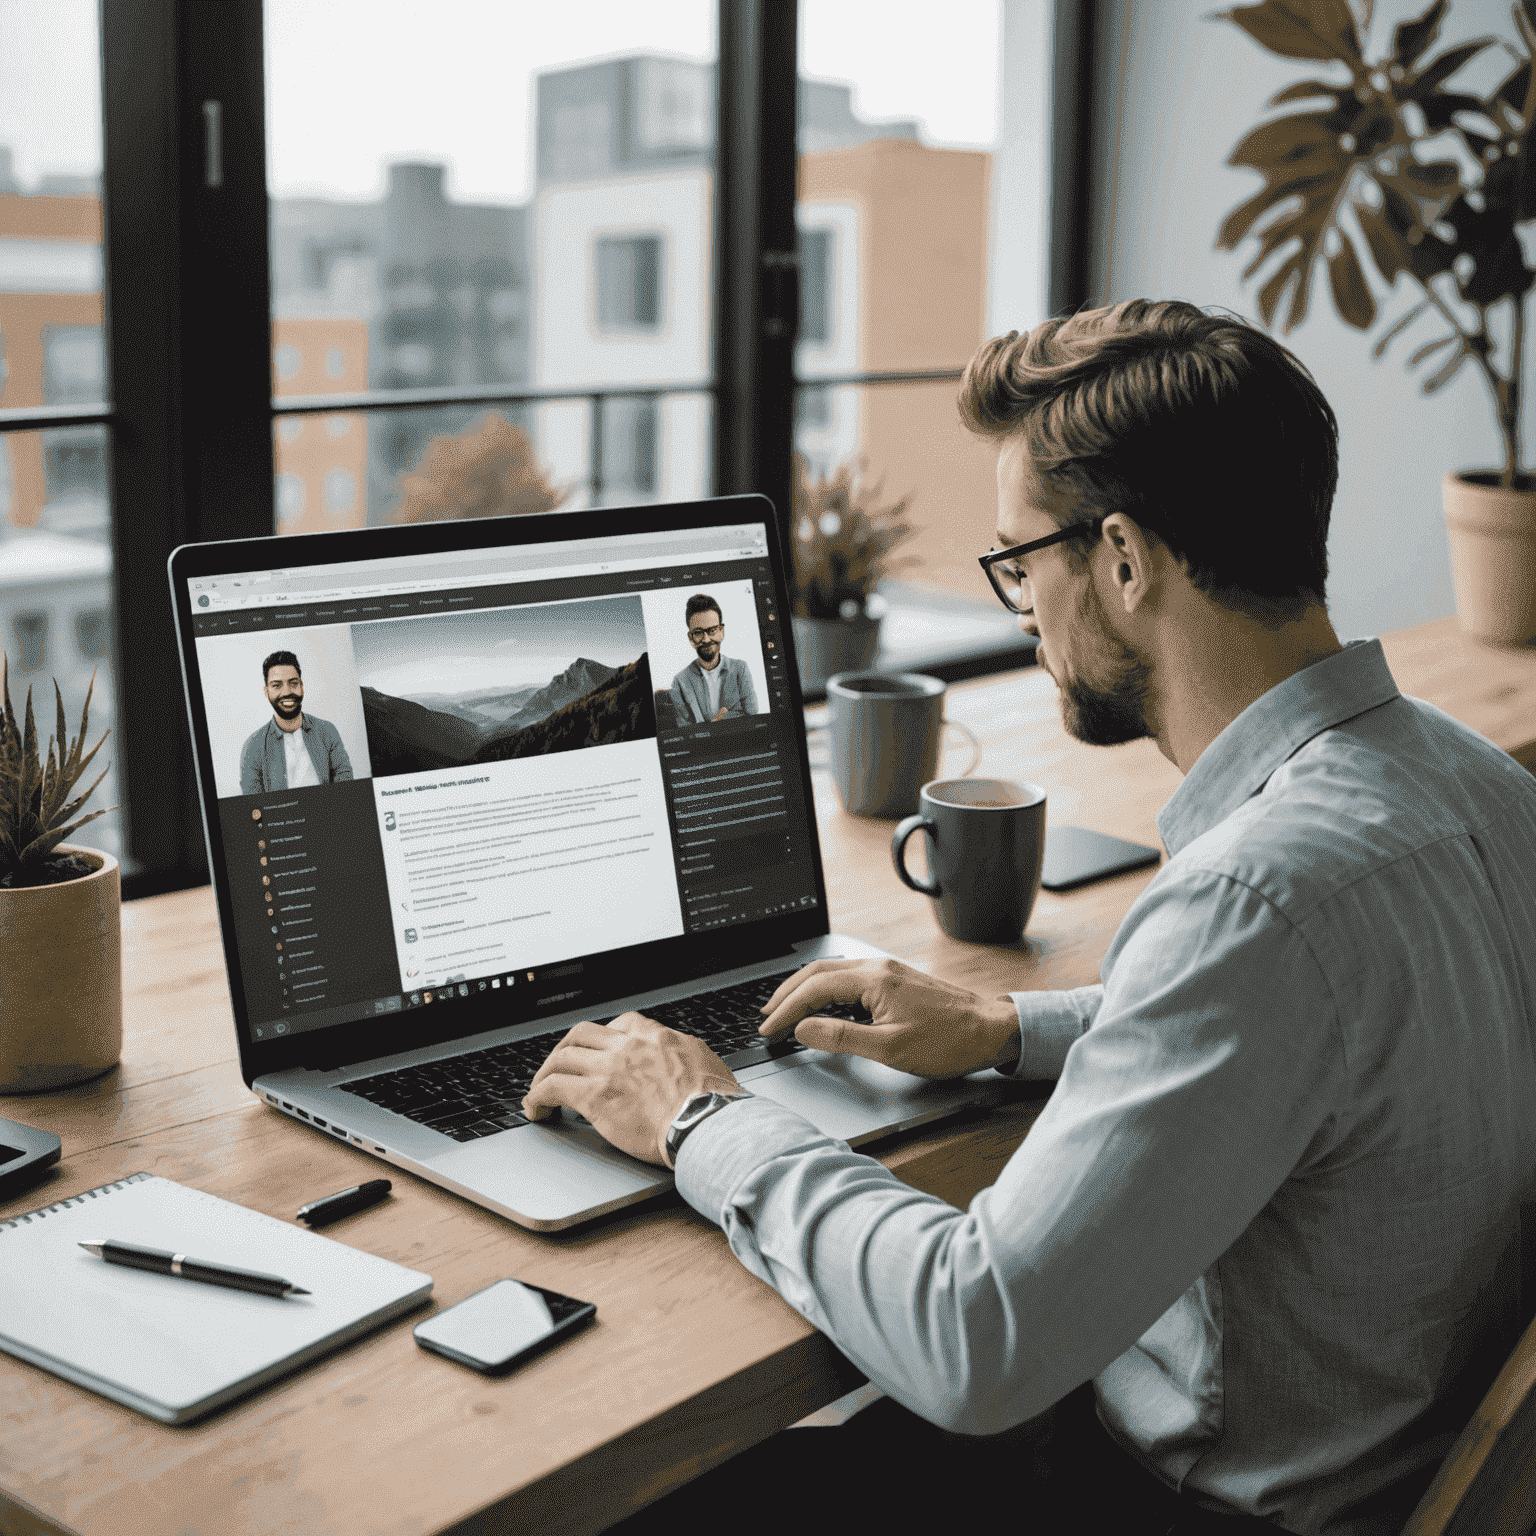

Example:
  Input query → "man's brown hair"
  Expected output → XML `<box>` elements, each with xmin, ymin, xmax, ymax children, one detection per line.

<box><xmin>959</xmin><ymin>299</ymin><xmax>1337</xmax><ymax>617</ymax></box>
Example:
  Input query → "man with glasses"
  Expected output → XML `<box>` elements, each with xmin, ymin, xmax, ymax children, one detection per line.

<box><xmin>668</xmin><ymin>592</ymin><xmax>758</xmax><ymax>725</ymax></box>
<box><xmin>530</xmin><ymin>301</ymin><xmax>1536</xmax><ymax>1535</ymax></box>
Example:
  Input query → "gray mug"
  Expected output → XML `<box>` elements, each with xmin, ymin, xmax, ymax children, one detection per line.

<box><xmin>827</xmin><ymin>671</ymin><xmax>981</xmax><ymax>819</ymax></box>
<box><xmin>891</xmin><ymin>778</ymin><xmax>1047</xmax><ymax>943</ymax></box>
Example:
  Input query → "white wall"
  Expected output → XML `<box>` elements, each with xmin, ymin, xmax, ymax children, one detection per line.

<box><xmin>532</xmin><ymin>169</ymin><xmax>712</xmax><ymax>507</ymax></box>
<box><xmin>1090</xmin><ymin>0</ymin><xmax>1527</xmax><ymax>639</ymax></box>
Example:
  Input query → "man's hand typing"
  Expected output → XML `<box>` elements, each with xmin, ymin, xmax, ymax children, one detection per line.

<box><xmin>758</xmin><ymin>959</ymin><xmax>1021</xmax><ymax>1078</ymax></box>
<box><xmin>522</xmin><ymin>1013</ymin><xmax>741</xmax><ymax>1165</ymax></box>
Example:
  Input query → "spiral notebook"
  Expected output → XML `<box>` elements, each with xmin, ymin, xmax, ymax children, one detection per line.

<box><xmin>0</xmin><ymin>1171</ymin><xmax>433</xmax><ymax>1423</ymax></box>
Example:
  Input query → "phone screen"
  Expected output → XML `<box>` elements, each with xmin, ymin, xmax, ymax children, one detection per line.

<box><xmin>413</xmin><ymin>1278</ymin><xmax>594</xmax><ymax>1373</ymax></box>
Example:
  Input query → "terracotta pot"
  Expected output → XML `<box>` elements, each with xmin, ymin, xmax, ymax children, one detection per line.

<box><xmin>0</xmin><ymin>845</ymin><xmax>122</xmax><ymax>1093</ymax></box>
<box><xmin>1443</xmin><ymin>471</ymin><xmax>1536</xmax><ymax>645</ymax></box>
<box><xmin>793</xmin><ymin>614</ymin><xmax>882</xmax><ymax>693</ymax></box>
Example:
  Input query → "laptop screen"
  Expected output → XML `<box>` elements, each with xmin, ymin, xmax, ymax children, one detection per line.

<box><xmin>179</xmin><ymin>515</ymin><xmax>822</xmax><ymax>1047</ymax></box>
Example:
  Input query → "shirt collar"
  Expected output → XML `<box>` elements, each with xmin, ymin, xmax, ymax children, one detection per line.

<box><xmin>1156</xmin><ymin>638</ymin><xmax>1400</xmax><ymax>856</ymax></box>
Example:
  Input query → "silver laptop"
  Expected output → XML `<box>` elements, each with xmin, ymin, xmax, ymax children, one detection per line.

<box><xmin>170</xmin><ymin>495</ymin><xmax>1002</xmax><ymax>1229</ymax></box>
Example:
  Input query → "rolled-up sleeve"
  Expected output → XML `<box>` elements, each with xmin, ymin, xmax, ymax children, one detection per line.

<box><xmin>675</xmin><ymin>868</ymin><xmax>1341</xmax><ymax>1435</ymax></box>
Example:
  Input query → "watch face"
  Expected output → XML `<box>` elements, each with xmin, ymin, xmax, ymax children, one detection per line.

<box><xmin>677</xmin><ymin>1092</ymin><xmax>723</xmax><ymax>1128</ymax></box>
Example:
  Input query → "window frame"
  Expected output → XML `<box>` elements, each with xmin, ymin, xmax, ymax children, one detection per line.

<box><xmin>33</xmin><ymin>0</ymin><xmax>1093</xmax><ymax>896</ymax></box>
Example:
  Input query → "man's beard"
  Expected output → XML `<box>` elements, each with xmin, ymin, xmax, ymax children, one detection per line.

<box><xmin>273</xmin><ymin>694</ymin><xmax>302</xmax><ymax>720</ymax></box>
<box><xmin>1050</xmin><ymin>586</ymin><xmax>1152</xmax><ymax>747</ymax></box>
<box><xmin>696</xmin><ymin>644</ymin><xmax>719</xmax><ymax>664</ymax></box>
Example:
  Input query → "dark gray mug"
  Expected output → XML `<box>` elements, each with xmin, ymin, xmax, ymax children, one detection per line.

<box><xmin>827</xmin><ymin>671</ymin><xmax>981</xmax><ymax>818</ymax></box>
<box><xmin>891</xmin><ymin>777</ymin><xmax>1047</xmax><ymax>943</ymax></box>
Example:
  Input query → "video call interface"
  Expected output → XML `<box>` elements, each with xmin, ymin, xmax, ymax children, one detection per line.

<box><xmin>186</xmin><ymin>523</ymin><xmax>821</xmax><ymax>1042</ymax></box>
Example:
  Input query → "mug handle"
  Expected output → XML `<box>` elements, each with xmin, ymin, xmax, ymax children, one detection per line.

<box><xmin>942</xmin><ymin>718</ymin><xmax>981</xmax><ymax>777</ymax></box>
<box><xmin>892</xmin><ymin>815</ymin><xmax>940</xmax><ymax>896</ymax></box>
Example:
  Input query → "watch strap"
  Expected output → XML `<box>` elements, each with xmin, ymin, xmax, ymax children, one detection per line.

<box><xmin>663</xmin><ymin>1090</ymin><xmax>753</xmax><ymax>1170</ymax></box>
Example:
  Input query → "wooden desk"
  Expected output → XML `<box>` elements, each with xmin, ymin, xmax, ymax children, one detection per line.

<box><xmin>3</xmin><ymin>618</ymin><xmax>1535</xmax><ymax>1536</ymax></box>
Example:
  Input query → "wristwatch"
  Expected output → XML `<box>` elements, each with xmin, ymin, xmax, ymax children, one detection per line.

<box><xmin>663</xmin><ymin>1089</ymin><xmax>753</xmax><ymax>1170</ymax></box>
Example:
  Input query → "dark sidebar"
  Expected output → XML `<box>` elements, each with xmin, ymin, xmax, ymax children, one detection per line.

<box><xmin>654</xmin><ymin>580</ymin><xmax>820</xmax><ymax>930</ymax></box>
<box><xmin>216</xmin><ymin>780</ymin><xmax>400</xmax><ymax>1040</ymax></box>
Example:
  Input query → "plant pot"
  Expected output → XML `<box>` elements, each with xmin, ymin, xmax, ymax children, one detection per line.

<box><xmin>794</xmin><ymin>614</ymin><xmax>882</xmax><ymax>693</ymax></box>
<box><xmin>1443</xmin><ymin>472</ymin><xmax>1536</xmax><ymax>645</ymax></box>
<box><xmin>0</xmin><ymin>845</ymin><xmax>122</xmax><ymax>1094</ymax></box>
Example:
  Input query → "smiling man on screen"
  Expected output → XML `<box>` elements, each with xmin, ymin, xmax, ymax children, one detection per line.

<box><xmin>525</xmin><ymin>301</ymin><xmax>1536</xmax><ymax>1536</ymax></box>
<box><xmin>669</xmin><ymin>592</ymin><xmax>758</xmax><ymax>724</ymax></box>
<box><xmin>239</xmin><ymin>650</ymin><xmax>353</xmax><ymax>794</ymax></box>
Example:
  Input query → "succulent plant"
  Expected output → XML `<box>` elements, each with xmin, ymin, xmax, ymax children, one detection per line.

<box><xmin>0</xmin><ymin>656</ymin><xmax>112</xmax><ymax>888</ymax></box>
<box><xmin>1215</xmin><ymin>0</ymin><xmax>1536</xmax><ymax>485</ymax></box>
<box><xmin>791</xmin><ymin>453</ymin><xmax>917</xmax><ymax>621</ymax></box>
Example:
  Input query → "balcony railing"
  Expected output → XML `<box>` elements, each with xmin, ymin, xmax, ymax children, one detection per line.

<box><xmin>268</xmin><ymin>368</ymin><xmax>967</xmax><ymax>507</ymax></box>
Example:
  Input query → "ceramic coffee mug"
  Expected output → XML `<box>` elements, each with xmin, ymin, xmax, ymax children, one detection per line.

<box><xmin>826</xmin><ymin>671</ymin><xmax>981</xmax><ymax>818</ymax></box>
<box><xmin>891</xmin><ymin>777</ymin><xmax>1047</xmax><ymax>943</ymax></box>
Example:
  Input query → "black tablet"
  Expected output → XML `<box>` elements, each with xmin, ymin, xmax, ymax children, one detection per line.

<box><xmin>1042</xmin><ymin>826</ymin><xmax>1161</xmax><ymax>892</ymax></box>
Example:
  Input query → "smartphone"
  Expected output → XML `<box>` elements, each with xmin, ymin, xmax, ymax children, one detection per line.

<box><xmin>1041</xmin><ymin>825</ymin><xmax>1161</xmax><ymax>892</ymax></box>
<box><xmin>413</xmin><ymin>1278</ymin><xmax>596</xmax><ymax>1375</ymax></box>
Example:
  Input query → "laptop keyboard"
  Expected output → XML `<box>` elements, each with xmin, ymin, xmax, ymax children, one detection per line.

<box><xmin>337</xmin><ymin>969</ymin><xmax>873</xmax><ymax>1143</ymax></box>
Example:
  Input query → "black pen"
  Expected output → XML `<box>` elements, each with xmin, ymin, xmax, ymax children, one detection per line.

<box><xmin>296</xmin><ymin>1178</ymin><xmax>392</xmax><ymax>1227</ymax></box>
<box><xmin>78</xmin><ymin>1239</ymin><xmax>310</xmax><ymax>1297</ymax></box>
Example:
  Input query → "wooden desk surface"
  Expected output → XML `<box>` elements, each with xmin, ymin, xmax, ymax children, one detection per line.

<box><xmin>3</xmin><ymin>617</ymin><xmax>1534</xmax><ymax>1536</ymax></box>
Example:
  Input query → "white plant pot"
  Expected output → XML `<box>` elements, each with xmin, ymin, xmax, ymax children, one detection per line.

<box><xmin>1444</xmin><ymin>471</ymin><xmax>1536</xmax><ymax>645</ymax></box>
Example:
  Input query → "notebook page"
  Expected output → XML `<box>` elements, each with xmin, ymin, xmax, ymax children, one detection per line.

<box><xmin>0</xmin><ymin>1172</ymin><xmax>431</xmax><ymax>1418</ymax></box>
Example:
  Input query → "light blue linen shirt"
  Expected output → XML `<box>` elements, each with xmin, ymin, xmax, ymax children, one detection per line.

<box><xmin>675</xmin><ymin>639</ymin><xmax>1536</xmax><ymax>1535</ymax></box>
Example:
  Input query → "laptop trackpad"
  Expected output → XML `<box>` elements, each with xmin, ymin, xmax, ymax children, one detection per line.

<box><xmin>748</xmin><ymin>1051</ymin><xmax>990</xmax><ymax>1144</ymax></box>
<box><xmin>434</xmin><ymin>1118</ymin><xmax>669</xmax><ymax>1227</ymax></box>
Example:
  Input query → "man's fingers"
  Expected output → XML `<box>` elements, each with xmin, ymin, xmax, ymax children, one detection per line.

<box><xmin>523</xmin><ymin>1070</ymin><xmax>593</xmax><ymax>1121</ymax></box>
<box><xmin>759</xmin><ymin>964</ymin><xmax>866</xmax><ymax>1035</ymax></box>
<box><xmin>793</xmin><ymin>1015</ymin><xmax>901</xmax><ymax>1064</ymax></box>
<box><xmin>524</xmin><ymin>1035</ymin><xmax>608</xmax><ymax>1099</ymax></box>
<box><xmin>761</xmin><ymin>960</ymin><xmax>853</xmax><ymax>1014</ymax></box>
<box><xmin>603</xmin><ymin>1011</ymin><xmax>658</xmax><ymax>1036</ymax></box>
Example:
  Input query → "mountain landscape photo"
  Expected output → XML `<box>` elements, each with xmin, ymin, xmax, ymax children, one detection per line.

<box><xmin>360</xmin><ymin>654</ymin><xmax>656</xmax><ymax>776</ymax></box>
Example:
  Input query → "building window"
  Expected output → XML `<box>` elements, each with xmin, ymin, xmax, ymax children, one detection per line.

<box><xmin>276</xmin><ymin>473</ymin><xmax>306</xmax><ymax>525</ymax></box>
<box><xmin>799</xmin><ymin>229</ymin><xmax>833</xmax><ymax>345</ymax></box>
<box><xmin>796</xmin><ymin>384</ymin><xmax>831</xmax><ymax>427</ymax></box>
<box><xmin>43</xmin><ymin>430</ymin><xmax>107</xmax><ymax>500</ymax></box>
<box><xmin>76</xmin><ymin>607</ymin><xmax>109</xmax><ymax>660</ymax></box>
<box><xmin>13</xmin><ymin>612</ymin><xmax>47</xmax><ymax>672</ymax></box>
<box><xmin>605</xmin><ymin>397</ymin><xmax>657</xmax><ymax>494</ymax></box>
<box><xmin>596</xmin><ymin>236</ymin><xmax>662</xmax><ymax>330</ymax></box>
<box><xmin>273</xmin><ymin>343</ymin><xmax>302</xmax><ymax>382</ymax></box>
<box><xmin>42</xmin><ymin>325</ymin><xmax>106</xmax><ymax>404</ymax></box>
<box><xmin>324</xmin><ymin>467</ymin><xmax>357</xmax><ymax>516</ymax></box>
<box><xmin>325</xmin><ymin>346</ymin><xmax>346</xmax><ymax>378</ymax></box>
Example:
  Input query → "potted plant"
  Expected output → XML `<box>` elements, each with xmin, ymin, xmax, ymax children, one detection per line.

<box><xmin>1215</xmin><ymin>0</ymin><xmax>1536</xmax><ymax>642</ymax></box>
<box><xmin>791</xmin><ymin>452</ymin><xmax>917</xmax><ymax>690</ymax></box>
<box><xmin>0</xmin><ymin>660</ymin><xmax>120</xmax><ymax>1093</ymax></box>
<box><xmin>393</xmin><ymin>410</ymin><xmax>569</xmax><ymax>522</ymax></box>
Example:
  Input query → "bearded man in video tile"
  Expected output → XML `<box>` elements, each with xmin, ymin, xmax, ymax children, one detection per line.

<box><xmin>239</xmin><ymin>650</ymin><xmax>353</xmax><ymax>793</ymax></box>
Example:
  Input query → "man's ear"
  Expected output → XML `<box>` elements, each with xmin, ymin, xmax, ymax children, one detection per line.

<box><xmin>1099</xmin><ymin>513</ymin><xmax>1158</xmax><ymax>615</ymax></box>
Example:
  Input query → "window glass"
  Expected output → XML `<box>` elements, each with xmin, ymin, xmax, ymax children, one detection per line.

<box><xmin>265</xmin><ymin>1</ymin><xmax>715</xmax><ymax>521</ymax></box>
<box><xmin>0</xmin><ymin>0</ymin><xmax>124</xmax><ymax>865</ymax></box>
<box><xmin>796</xmin><ymin>0</ymin><xmax>1023</xmax><ymax>603</ymax></box>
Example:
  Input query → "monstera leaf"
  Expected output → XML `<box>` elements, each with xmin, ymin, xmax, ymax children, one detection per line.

<box><xmin>1214</xmin><ymin>0</ymin><xmax>1515</xmax><ymax>334</ymax></box>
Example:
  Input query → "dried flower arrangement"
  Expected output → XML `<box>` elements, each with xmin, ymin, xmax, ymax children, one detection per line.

<box><xmin>790</xmin><ymin>453</ymin><xmax>917</xmax><ymax>621</ymax></box>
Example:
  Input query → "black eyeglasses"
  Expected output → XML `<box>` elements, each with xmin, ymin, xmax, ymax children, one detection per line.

<box><xmin>977</xmin><ymin>518</ymin><xmax>1104</xmax><ymax>614</ymax></box>
<box><xmin>687</xmin><ymin>623</ymin><xmax>725</xmax><ymax>642</ymax></box>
